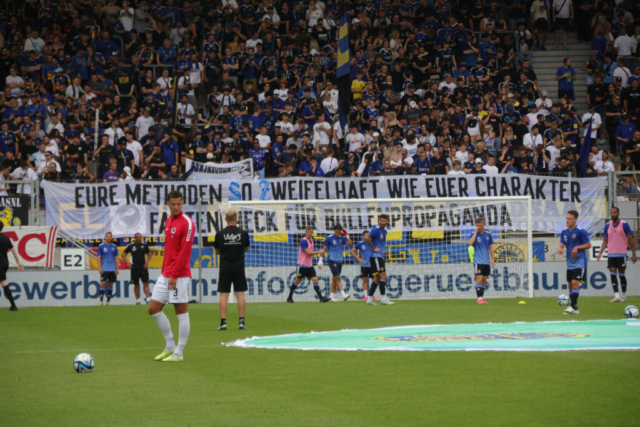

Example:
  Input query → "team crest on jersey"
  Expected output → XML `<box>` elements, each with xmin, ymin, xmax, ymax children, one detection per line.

<box><xmin>171</xmin><ymin>228</ymin><xmax>176</xmax><ymax>234</ymax></box>
<box><xmin>486</xmin><ymin>236</ymin><xmax>490</xmax><ymax>240</ymax></box>
<box><xmin>572</xmin><ymin>234</ymin><xmax>576</xmax><ymax>238</ymax></box>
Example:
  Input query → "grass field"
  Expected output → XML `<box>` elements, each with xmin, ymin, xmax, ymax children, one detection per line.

<box><xmin>2</xmin><ymin>297</ymin><xmax>640</xmax><ymax>426</ymax></box>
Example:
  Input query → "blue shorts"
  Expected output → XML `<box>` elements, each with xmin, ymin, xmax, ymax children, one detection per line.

<box><xmin>329</xmin><ymin>261</ymin><xmax>343</xmax><ymax>277</ymax></box>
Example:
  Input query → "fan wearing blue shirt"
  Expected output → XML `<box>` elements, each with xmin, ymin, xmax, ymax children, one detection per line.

<box><xmin>323</xmin><ymin>225</ymin><xmax>353</xmax><ymax>301</ymax></box>
<box><xmin>468</xmin><ymin>217</ymin><xmax>495</xmax><ymax>304</ymax></box>
<box><xmin>558</xmin><ymin>210</ymin><xmax>592</xmax><ymax>314</ymax></box>
<box><xmin>97</xmin><ymin>232</ymin><xmax>119</xmax><ymax>306</ymax></box>
<box><xmin>367</xmin><ymin>214</ymin><xmax>394</xmax><ymax>305</ymax></box>
<box><xmin>350</xmin><ymin>230</ymin><xmax>375</xmax><ymax>300</ymax></box>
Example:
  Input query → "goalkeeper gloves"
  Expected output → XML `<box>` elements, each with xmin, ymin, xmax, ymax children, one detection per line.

<box><xmin>317</xmin><ymin>258</ymin><xmax>324</xmax><ymax>269</ymax></box>
<box><xmin>340</xmin><ymin>229</ymin><xmax>348</xmax><ymax>237</ymax></box>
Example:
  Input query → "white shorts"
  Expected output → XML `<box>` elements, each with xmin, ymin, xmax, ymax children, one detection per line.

<box><xmin>151</xmin><ymin>275</ymin><xmax>190</xmax><ymax>304</ymax></box>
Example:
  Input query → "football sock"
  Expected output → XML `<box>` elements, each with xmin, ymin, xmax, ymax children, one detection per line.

<box><xmin>379</xmin><ymin>280</ymin><xmax>387</xmax><ymax>296</ymax></box>
<box><xmin>3</xmin><ymin>286</ymin><xmax>16</xmax><ymax>308</ymax></box>
<box><xmin>220</xmin><ymin>318</ymin><xmax>226</xmax><ymax>326</ymax></box>
<box><xmin>314</xmin><ymin>286</ymin><xmax>323</xmax><ymax>299</ymax></box>
<box><xmin>369</xmin><ymin>282</ymin><xmax>378</xmax><ymax>297</ymax></box>
<box><xmin>175</xmin><ymin>313</ymin><xmax>190</xmax><ymax>356</ymax></box>
<box><xmin>611</xmin><ymin>274</ymin><xmax>619</xmax><ymax>294</ymax></box>
<box><xmin>570</xmin><ymin>289</ymin><xmax>579</xmax><ymax>310</ymax></box>
<box><xmin>475</xmin><ymin>284</ymin><xmax>485</xmax><ymax>299</ymax></box>
<box><xmin>107</xmin><ymin>287</ymin><xmax>113</xmax><ymax>302</ymax></box>
<box><xmin>99</xmin><ymin>288</ymin><xmax>105</xmax><ymax>301</ymax></box>
<box><xmin>151</xmin><ymin>312</ymin><xmax>175</xmax><ymax>351</ymax></box>
<box><xmin>340</xmin><ymin>290</ymin><xmax>347</xmax><ymax>297</ymax></box>
<box><xmin>620</xmin><ymin>274</ymin><xmax>627</xmax><ymax>294</ymax></box>
<box><xmin>239</xmin><ymin>317</ymin><xmax>245</xmax><ymax>324</ymax></box>
<box><xmin>288</xmin><ymin>284</ymin><xmax>297</xmax><ymax>299</ymax></box>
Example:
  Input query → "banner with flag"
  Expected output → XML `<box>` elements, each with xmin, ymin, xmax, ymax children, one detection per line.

<box><xmin>578</xmin><ymin>118</ymin><xmax>593</xmax><ymax>174</ymax></box>
<box><xmin>336</xmin><ymin>4</ymin><xmax>351</xmax><ymax>132</ymax></box>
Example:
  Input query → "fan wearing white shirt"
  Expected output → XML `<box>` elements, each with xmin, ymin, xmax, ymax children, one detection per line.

<box><xmin>177</xmin><ymin>95</ymin><xmax>196</xmax><ymax>125</ymax></box>
<box><xmin>256</xmin><ymin>126</ymin><xmax>272</xmax><ymax>149</ymax></box>
<box><xmin>581</xmin><ymin>106</ymin><xmax>601</xmax><ymax>139</ymax></box>
<box><xmin>346</xmin><ymin>127</ymin><xmax>367</xmax><ymax>153</ymax></box>
<box><xmin>135</xmin><ymin>108</ymin><xmax>155</xmax><ymax>140</ymax></box>
<box><xmin>313</xmin><ymin>113</ymin><xmax>332</xmax><ymax>149</ymax></box>
<box><xmin>593</xmin><ymin>152</ymin><xmax>615</xmax><ymax>175</ymax></box>
<box><xmin>535</xmin><ymin>91</ymin><xmax>553</xmax><ymax>115</ymax></box>
<box><xmin>276</xmin><ymin>118</ymin><xmax>295</xmax><ymax>136</ymax></box>
<box><xmin>482</xmin><ymin>157</ymin><xmax>499</xmax><ymax>174</ymax></box>
<box><xmin>613</xmin><ymin>27</ymin><xmax>636</xmax><ymax>58</ymax></box>
<box><xmin>320</xmin><ymin>148</ymin><xmax>339</xmax><ymax>174</ymax></box>
<box><xmin>157</xmin><ymin>69</ymin><xmax>173</xmax><ymax>97</ymax></box>
<box><xmin>447</xmin><ymin>160</ymin><xmax>466</xmax><ymax>175</ymax></box>
<box><xmin>124</xmin><ymin>131</ymin><xmax>144</xmax><ymax>167</ymax></box>
<box><xmin>454</xmin><ymin>144</ymin><xmax>469</xmax><ymax>164</ymax></box>
<box><xmin>321</xmin><ymin>81</ymin><xmax>340</xmax><ymax>104</ymax></box>
<box><xmin>10</xmin><ymin>161</ymin><xmax>39</xmax><ymax>194</ymax></box>
<box><xmin>546</xmin><ymin>137</ymin><xmax>563</xmax><ymax>170</ymax></box>
<box><xmin>0</xmin><ymin>165</ymin><xmax>10</xmax><ymax>196</ymax></box>
<box><xmin>119</xmin><ymin>1</ymin><xmax>135</xmax><ymax>31</ymax></box>
<box><xmin>23</xmin><ymin>30</ymin><xmax>45</xmax><ymax>53</ymax></box>
<box><xmin>522</xmin><ymin>126</ymin><xmax>543</xmax><ymax>154</ymax></box>
<box><xmin>104</xmin><ymin>122</ymin><xmax>125</xmax><ymax>146</ymax></box>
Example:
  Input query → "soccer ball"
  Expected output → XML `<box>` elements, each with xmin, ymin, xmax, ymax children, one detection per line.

<box><xmin>624</xmin><ymin>305</ymin><xmax>639</xmax><ymax>319</ymax></box>
<box><xmin>73</xmin><ymin>353</ymin><xmax>95</xmax><ymax>373</ymax></box>
<box><xmin>558</xmin><ymin>295</ymin><xmax>570</xmax><ymax>306</ymax></box>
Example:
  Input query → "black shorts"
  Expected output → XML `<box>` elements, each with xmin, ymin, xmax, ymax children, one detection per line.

<box><xmin>361</xmin><ymin>267</ymin><xmax>374</xmax><ymax>279</ymax></box>
<box><xmin>0</xmin><ymin>267</ymin><xmax>7</xmax><ymax>282</ymax></box>
<box><xmin>558</xmin><ymin>88</ymin><xmax>575</xmax><ymax>100</ymax></box>
<box><xmin>474</xmin><ymin>264</ymin><xmax>491</xmax><ymax>277</ymax></box>
<box><xmin>101</xmin><ymin>272</ymin><xmax>117</xmax><ymax>283</ymax></box>
<box><xmin>567</xmin><ymin>268</ymin><xmax>587</xmax><ymax>283</ymax></box>
<box><xmin>370</xmin><ymin>257</ymin><xmax>386</xmax><ymax>275</ymax></box>
<box><xmin>296</xmin><ymin>266</ymin><xmax>317</xmax><ymax>280</ymax></box>
<box><xmin>533</xmin><ymin>18</ymin><xmax>549</xmax><ymax>32</ymax></box>
<box><xmin>607</xmin><ymin>257</ymin><xmax>627</xmax><ymax>269</ymax></box>
<box><xmin>130</xmin><ymin>269</ymin><xmax>149</xmax><ymax>285</ymax></box>
<box><xmin>554</xmin><ymin>17</ymin><xmax>570</xmax><ymax>31</ymax></box>
<box><xmin>218</xmin><ymin>269</ymin><xmax>248</xmax><ymax>293</ymax></box>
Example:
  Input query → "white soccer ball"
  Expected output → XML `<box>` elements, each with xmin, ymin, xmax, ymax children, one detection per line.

<box><xmin>624</xmin><ymin>305</ymin><xmax>639</xmax><ymax>319</ymax></box>
<box><xmin>558</xmin><ymin>294</ymin><xmax>570</xmax><ymax>306</ymax></box>
<box><xmin>73</xmin><ymin>353</ymin><xmax>95</xmax><ymax>373</ymax></box>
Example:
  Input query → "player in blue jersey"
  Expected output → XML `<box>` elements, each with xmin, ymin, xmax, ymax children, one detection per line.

<box><xmin>97</xmin><ymin>231</ymin><xmax>119</xmax><ymax>306</ymax></box>
<box><xmin>558</xmin><ymin>210</ymin><xmax>592</xmax><ymax>314</ymax></box>
<box><xmin>350</xmin><ymin>230</ymin><xmax>376</xmax><ymax>301</ymax></box>
<box><xmin>468</xmin><ymin>217</ymin><xmax>495</xmax><ymax>304</ymax></box>
<box><xmin>323</xmin><ymin>225</ymin><xmax>353</xmax><ymax>301</ymax></box>
<box><xmin>367</xmin><ymin>214</ymin><xmax>394</xmax><ymax>305</ymax></box>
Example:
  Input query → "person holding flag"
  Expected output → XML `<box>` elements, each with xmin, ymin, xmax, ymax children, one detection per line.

<box><xmin>578</xmin><ymin>112</ymin><xmax>594</xmax><ymax>176</ymax></box>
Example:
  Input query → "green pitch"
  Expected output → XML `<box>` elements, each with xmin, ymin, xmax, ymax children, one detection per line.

<box><xmin>1</xmin><ymin>298</ymin><xmax>639</xmax><ymax>426</ymax></box>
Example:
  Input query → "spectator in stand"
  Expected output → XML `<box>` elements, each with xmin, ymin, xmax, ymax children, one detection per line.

<box><xmin>556</xmin><ymin>58</ymin><xmax>577</xmax><ymax>100</ymax></box>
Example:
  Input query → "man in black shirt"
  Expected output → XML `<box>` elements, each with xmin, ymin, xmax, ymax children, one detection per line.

<box><xmin>213</xmin><ymin>209</ymin><xmax>250</xmax><ymax>331</ymax></box>
<box><xmin>623</xmin><ymin>131</ymin><xmax>640</xmax><ymax>171</ymax></box>
<box><xmin>0</xmin><ymin>222</ymin><xmax>24</xmax><ymax>311</ymax></box>
<box><xmin>122</xmin><ymin>232</ymin><xmax>153</xmax><ymax>305</ymax></box>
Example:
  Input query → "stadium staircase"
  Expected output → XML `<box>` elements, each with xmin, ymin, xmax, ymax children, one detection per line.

<box><xmin>531</xmin><ymin>31</ymin><xmax>590</xmax><ymax>113</ymax></box>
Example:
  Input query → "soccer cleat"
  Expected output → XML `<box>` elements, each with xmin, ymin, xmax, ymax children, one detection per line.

<box><xmin>366</xmin><ymin>299</ymin><xmax>376</xmax><ymax>305</ymax></box>
<box><xmin>331</xmin><ymin>297</ymin><xmax>341</xmax><ymax>302</ymax></box>
<box><xmin>363</xmin><ymin>296</ymin><xmax>368</xmax><ymax>301</ymax></box>
<box><xmin>477</xmin><ymin>299</ymin><xmax>489</xmax><ymax>304</ymax></box>
<box><xmin>381</xmin><ymin>299</ymin><xmax>395</xmax><ymax>305</ymax></box>
<box><xmin>343</xmin><ymin>294</ymin><xmax>351</xmax><ymax>301</ymax></box>
<box><xmin>239</xmin><ymin>323</ymin><xmax>246</xmax><ymax>330</ymax></box>
<box><xmin>136</xmin><ymin>301</ymin><xmax>141</xmax><ymax>305</ymax></box>
<box><xmin>217</xmin><ymin>324</ymin><xmax>227</xmax><ymax>331</ymax></box>
<box><xmin>162</xmin><ymin>353</ymin><xmax>183</xmax><ymax>362</ymax></box>
<box><xmin>154</xmin><ymin>350</ymin><xmax>174</xmax><ymax>361</ymax></box>
<box><xmin>564</xmin><ymin>307</ymin><xmax>577</xmax><ymax>315</ymax></box>
<box><xmin>610</xmin><ymin>297</ymin><xmax>623</xmax><ymax>302</ymax></box>
<box><xmin>621</xmin><ymin>296</ymin><xmax>627</xmax><ymax>302</ymax></box>
<box><xmin>286</xmin><ymin>297</ymin><xmax>294</xmax><ymax>303</ymax></box>
<box><xmin>320</xmin><ymin>297</ymin><xmax>332</xmax><ymax>303</ymax></box>
<box><xmin>98</xmin><ymin>301</ymin><xmax>103</xmax><ymax>306</ymax></box>
<box><xmin>106</xmin><ymin>301</ymin><xmax>111</xmax><ymax>306</ymax></box>
<box><xmin>9</xmin><ymin>306</ymin><xmax>18</xmax><ymax>312</ymax></box>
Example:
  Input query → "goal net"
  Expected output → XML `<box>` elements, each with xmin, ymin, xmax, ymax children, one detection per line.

<box><xmin>226</xmin><ymin>197</ymin><xmax>533</xmax><ymax>302</ymax></box>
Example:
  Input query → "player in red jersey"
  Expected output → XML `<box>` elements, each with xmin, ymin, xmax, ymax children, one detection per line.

<box><xmin>148</xmin><ymin>191</ymin><xmax>195</xmax><ymax>362</ymax></box>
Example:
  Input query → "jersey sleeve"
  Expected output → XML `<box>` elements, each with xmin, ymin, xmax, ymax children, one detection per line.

<box><xmin>123</xmin><ymin>244</ymin><xmax>132</xmax><ymax>254</ymax></box>
<box><xmin>579</xmin><ymin>229</ymin><xmax>590</xmax><ymax>245</ymax></box>
<box><xmin>323</xmin><ymin>236</ymin><xmax>331</xmax><ymax>248</ymax></box>
<box><xmin>488</xmin><ymin>234</ymin><xmax>494</xmax><ymax>245</ymax></box>
<box><xmin>370</xmin><ymin>227</ymin><xmax>381</xmax><ymax>238</ymax></box>
<box><xmin>340</xmin><ymin>237</ymin><xmax>347</xmax><ymax>245</ymax></box>
<box><xmin>213</xmin><ymin>231</ymin><xmax>221</xmax><ymax>249</ymax></box>
<box><xmin>559</xmin><ymin>231</ymin><xmax>565</xmax><ymax>244</ymax></box>
<box><xmin>623</xmin><ymin>222</ymin><xmax>633</xmax><ymax>236</ymax></box>
<box><xmin>603</xmin><ymin>223</ymin><xmax>609</xmax><ymax>238</ymax></box>
<box><xmin>243</xmin><ymin>230</ymin><xmax>250</xmax><ymax>248</ymax></box>
<box><xmin>300</xmin><ymin>239</ymin><xmax>309</xmax><ymax>251</ymax></box>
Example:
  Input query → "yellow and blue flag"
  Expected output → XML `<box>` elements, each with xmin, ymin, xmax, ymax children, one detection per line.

<box><xmin>336</xmin><ymin>10</ymin><xmax>351</xmax><ymax>131</ymax></box>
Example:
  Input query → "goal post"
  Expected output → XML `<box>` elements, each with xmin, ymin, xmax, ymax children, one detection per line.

<box><xmin>226</xmin><ymin>196</ymin><xmax>534</xmax><ymax>301</ymax></box>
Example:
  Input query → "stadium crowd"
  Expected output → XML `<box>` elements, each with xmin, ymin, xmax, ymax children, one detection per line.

<box><xmin>0</xmin><ymin>0</ymin><xmax>638</xmax><ymax>186</ymax></box>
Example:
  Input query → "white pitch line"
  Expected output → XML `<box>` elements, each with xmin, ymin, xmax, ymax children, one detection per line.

<box><xmin>6</xmin><ymin>344</ymin><xmax>221</xmax><ymax>355</ymax></box>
